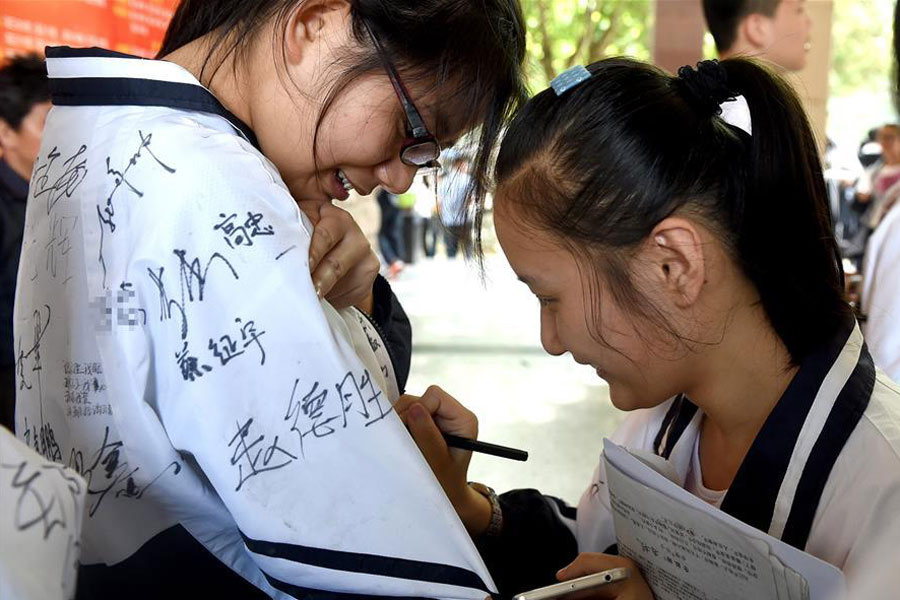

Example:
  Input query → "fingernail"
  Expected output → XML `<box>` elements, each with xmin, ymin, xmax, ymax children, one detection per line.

<box><xmin>408</xmin><ymin>403</ymin><xmax>425</xmax><ymax>423</ymax></box>
<box><xmin>314</xmin><ymin>281</ymin><xmax>322</xmax><ymax>299</ymax></box>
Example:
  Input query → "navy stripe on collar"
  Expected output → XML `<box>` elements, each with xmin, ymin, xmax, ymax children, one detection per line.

<box><xmin>45</xmin><ymin>46</ymin><xmax>142</xmax><ymax>60</ymax></box>
<box><xmin>652</xmin><ymin>317</ymin><xmax>872</xmax><ymax>550</ymax></box>
<box><xmin>46</xmin><ymin>48</ymin><xmax>260</xmax><ymax>151</ymax></box>
<box><xmin>241</xmin><ymin>531</ymin><xmax>492</xmax><ymax>593</ymax></box>
<box><xmin>719</xmin><ymin>316</ymin><xmax>857</xmax><ymax>540</ymax></box>
<box><xmin>654</xmin><ymin>395</ymin><xmax>698</xmax><ymax>460</ymax></box>
<box><xmin>781</xmin><ymin>341</ymin><xmax>874</xmax><ymax>547</ymax></box>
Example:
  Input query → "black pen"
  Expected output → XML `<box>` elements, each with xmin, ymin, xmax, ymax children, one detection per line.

<box><xmin>442</xmin><ymin>433</ymin><xmax>529</xmax><ymax>461</ymax></box>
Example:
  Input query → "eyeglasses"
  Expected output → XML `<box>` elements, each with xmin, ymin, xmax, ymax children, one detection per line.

<box><xmin>363</xmin><ymin>21</ymin><xmax>441</xmax><ymax>169</ymax></box>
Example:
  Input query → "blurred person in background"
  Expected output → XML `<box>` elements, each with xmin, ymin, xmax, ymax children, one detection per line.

<box><xmin>0</xmin><ymin>54</ymin><xmax>50</xmax><ymax>432</ymax></box>
<box><xmin>438</xmin><ymin>153</ymin><xmax>473</xmax><ymax>258</ymax></box>
<box><xmin>703</xmin><ymin>0</ymin><xmax>812</xmax><ymax>71</ymax></box>
<box><xmin>376</xmin><ymin>186</ymin><xmax>406</xmax><ymax>277</ymax></box>
<box><xmin>855</xmin><ymin>123</ymin><xmax>900</xmax><ymax>231</ymax></box>
<box><xmin>861</xmin><ymin>2</ymin><xmax>900</xmax><ymax>385</ymax></box>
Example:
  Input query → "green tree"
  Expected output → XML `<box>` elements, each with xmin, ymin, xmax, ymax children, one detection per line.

<box><xmin>522</xmin><ymin>0</ymin><xmax>652</xmax><ymax>89</ymax></box>
<box><xmin>830</xmin><ymin>0</ymin><xmax>894</xmax><ymax>98</ymax></box>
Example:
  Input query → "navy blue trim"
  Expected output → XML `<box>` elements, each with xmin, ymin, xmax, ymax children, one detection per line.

<box><xmin>76</xmin><ymin>524</ymin><xmax>268</xmax><ymax>599</ymax></box>
<box><xmin>46</xmin><ymin>46</ymin><xmax>141</xmax><ymax>60</ymax></box>
<box><xmin>241</xmin><ymin>532</ymin><xmax>491</xmax><ymax>593</ymax></box>
<box><xmin>653</xmin><ymin>396</ymin><xmax>682</xmax><ymax>455</ymax></box>
<box><xmin>262</xmin><ymin>572</ymin><xmax>434</xmax><ymax>599</ymax></box>
<box><xmin>781</xmin><ymin>341</ymin><xmax>874</xmax><ymax>548</ymax></box>
<box><xmin>720</xmin><ymin>317</ymin><xmax>857</xmax><ymax>538</ymax></box>
<box><xmin>654</xmin><ymin>395</ymin><xmax>697</xmax><ymax>460</ymax></box>
<box><xmin>46</xmin><ymin>47</ymin><xmax>260</xmax><ymax>151</ymax></box>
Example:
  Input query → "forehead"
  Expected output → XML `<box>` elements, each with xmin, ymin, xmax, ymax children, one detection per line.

<box><xmin>494</xmin><ymin>198</ymin><xmax>577</xmax><ymax>284</ymax></box>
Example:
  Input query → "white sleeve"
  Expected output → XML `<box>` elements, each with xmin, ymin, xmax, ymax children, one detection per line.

<box><xmin>0</xmin><ymin>427</ymin><xmax>86</xmax><ymax>600</ymax></box>
<box><xmin>862</xmin><ymin>210</ymin><xmax>900</xmax><ymax>381</ymax></box>
<box><xmin>575</xmin><ymin>403</ymin><xmax>673</xmax><ymax>552</ymax></box>
<box><xmin>114</xmin><ymin>133</ymin><xmax>493</xmax><ymax>598</ymax></box>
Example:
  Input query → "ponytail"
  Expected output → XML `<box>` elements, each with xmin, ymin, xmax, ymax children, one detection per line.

<box><xmin>719</xmin><ymin>59</ymin><xmax>848</xmax><ymax>361</ymax></box>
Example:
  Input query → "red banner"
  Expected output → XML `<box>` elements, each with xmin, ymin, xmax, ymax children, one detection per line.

<box><xmin>1</xmin><ymin>0</ymin><xmax>179</xmax><ymax>61</ymax></box>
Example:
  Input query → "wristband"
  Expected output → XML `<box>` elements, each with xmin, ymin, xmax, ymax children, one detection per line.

<box><xmin>468</xmin><ymin>481</ymin><xmax>503</xmax><ymax>537</ymax></box>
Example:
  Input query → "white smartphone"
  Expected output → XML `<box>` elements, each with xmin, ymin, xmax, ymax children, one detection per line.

<box><xmin>512</xmin><ymin>567</ymin><xmax>631</xmax><ymax>600</ymax></box>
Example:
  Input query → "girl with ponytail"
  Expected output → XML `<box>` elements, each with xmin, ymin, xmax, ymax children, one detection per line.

<box><xmin>396</xmin><ymin>58</ymin><xmax>900</xmax><ymax>598</ymax></box>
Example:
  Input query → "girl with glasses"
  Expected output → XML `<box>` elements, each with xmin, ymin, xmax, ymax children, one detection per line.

<box><xmin>397</xmin><ymin>57</ymin><xmax>900</xmax><ymax>599</ymax></box>
<box><xmin>14</xmin><ymin>0</ymin><xmax>525</xmax><ymax>597</ymax></box>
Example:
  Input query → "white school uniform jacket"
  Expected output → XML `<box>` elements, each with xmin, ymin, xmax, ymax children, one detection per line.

<box><xmin>575</xmin><ymin>320</ymin><xmax>900</xmax><ymax>598</ymax></box>
<box><xmin>862</xmin><ymin>203</ymin><xmax>900</xmax><ymax>382</ymax></box>
<box><xmin>13</xmin><ymin>47</ymin><xmax>495</xmax><ymax>599</ymax></box>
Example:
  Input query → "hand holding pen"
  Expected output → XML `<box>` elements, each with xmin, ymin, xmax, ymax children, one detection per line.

<box><xmin>394</xmin><ymin>386</ymin><xmax>527</xmax><ymax>537</ymax></box>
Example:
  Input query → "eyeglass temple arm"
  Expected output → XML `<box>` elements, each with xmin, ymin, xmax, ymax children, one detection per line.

<box><xmin>363</xmin><ymin>20</ymin><xmax>430</xmax><ymax>139</ymax></box>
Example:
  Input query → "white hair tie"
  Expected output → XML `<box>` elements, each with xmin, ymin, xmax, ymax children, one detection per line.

<box><xmin>719</xmin><ymin>95</ymin><xmax>752</xmax><ymax>136</ymax></box>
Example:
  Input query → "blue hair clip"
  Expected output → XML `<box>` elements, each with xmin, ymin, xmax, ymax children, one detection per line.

<box><xmin>550</xmin><ymin>65</ymin><xmax>591</xmax><ymax>96</ymax></box>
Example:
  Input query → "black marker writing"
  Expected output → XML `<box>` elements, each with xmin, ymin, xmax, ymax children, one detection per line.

<box><xmin>98</xmin><ymin>130</ymin><xmax>176</xmax><ymax>287</ymax></box>
<box><xmin>214</xmin><ymin>212</ymin><xmax>274</xmax><ymax>249</ymax></box>
<box><xmin>31</xmin><ymin>145</ymin><xmax>88</xmax><ymax>215</ymax></box>
<box><xmin>0</xmin><ymin>460</ymin><xmax>83</xmax><ymax>539</ymax></box>
<box><xmin>68</xmin><ymin>426</ymin><xmax>181</xmax><ymax>517</ymax></box>
<box><xmin>228</xmin><ymin>418</ymin><xmax>297</xmax><ymax>492</ymax></box>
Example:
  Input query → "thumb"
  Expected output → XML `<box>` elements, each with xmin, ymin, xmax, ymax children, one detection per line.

<box><xmin>406</xmin><ymin>402</ymin><xmax>451</xmax><ymax>470</ymax></box>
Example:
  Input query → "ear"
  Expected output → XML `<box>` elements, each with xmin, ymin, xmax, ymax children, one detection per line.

<box><xmin>0</xmin><ymin>119</ymin><xmax>14</xmax><ymax>151</ymax></box>
<box><xmin>645</xmin><ymin>217</ymin><xmax>706</xmax><ymax>309</ymax></box>
<box><xmin>741</xmin><ymin>13</ymin><xmax>775</xmax><ymax>50</ymax></box>
<box><xmin>283</xmin><ymin>0</ymin><xmax>353</xmax><ymax>65</ymax></box>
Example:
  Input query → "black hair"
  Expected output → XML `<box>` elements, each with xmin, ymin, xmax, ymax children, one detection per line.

<box><xmin>158</xmin><ymin>0</ymin><xmax>527</xmax><ymax>215</ymax></box>
<box><xmin>0</xmin><ymin>54</ymin><xmax>49</xmax><ymax>130</ymax></box>
<box><xmin>703</xmin><ymin>0</ymin><xmax>781</xmax><ymax>53</ymax></box>
<box><xmin>492</xmin><ymin>58</ymin><xmax>851</xmax><ymax>366</ymax></box>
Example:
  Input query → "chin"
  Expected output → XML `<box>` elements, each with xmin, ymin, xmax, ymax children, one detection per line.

<box><xmin>607</xmin><ymin>385</ymin><xmax>664</xmax><ymax>412</ymax></box>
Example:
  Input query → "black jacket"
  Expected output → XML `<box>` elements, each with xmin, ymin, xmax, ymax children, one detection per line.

<box><xmin>0</xmin><ymin>158</ymin><xmax>28</xmax><ymax>368</ymax></box>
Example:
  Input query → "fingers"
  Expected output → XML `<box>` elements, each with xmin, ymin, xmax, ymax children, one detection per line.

<box><xmin>555</xmin><ymin>554</ymin><xmax>644</xmax><ymax>600</ymax></box>
<box><xmin>320</xmin><ymin>252</ymin><xmax>380</xmax><ymax>309</ymax></box>
<box><xmin>400</xmin><ymin>385</ymin><xmax>478</xmax><ymax>439</ymax></box>
<box><xmin>308</xmin><ymin>204</ymin><xmax>379</xmax><ymax>307</ymax></box>
<box><xmin>308</xmin><ymin>203</ymin><xmax>353</xmax><ymax>273</ymax></box>
<box><xmin>558</xmin><ymin>553</ymin><xmax>632</xmax><ymax>581</ymax></box>
<box><xmin>406</xmin><ymin>403</ymin><xmax>452</xmax><ymax>473</ymax></box>
<box><xmin>394</xmin><ymin>394</ymin><xmax>423</xmax><ymax>418</ymax></box>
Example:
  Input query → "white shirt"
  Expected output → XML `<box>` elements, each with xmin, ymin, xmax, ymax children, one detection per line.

<box><xmin>0</xmin><ymin>426</ymin><xmax>86</xmax><ymax>600</ymax></box>
<box><xmin>863</xmin><ymin>203</ymin><xmax>900</xmax><ymax>382</ymax></box>
<box><xmin>574</xmin><ymin>322</ymin><xmax>900</xmax><ymax>598</ymax></box>
<box><xmin>684</xmin><ymin>435</ymin><xmax>727</xmax><ymax>509</ymax></box>
<box><xmin>14</xmin><ymin>47</ymin><xmax>494</xmax><ymax>599</ymax></box>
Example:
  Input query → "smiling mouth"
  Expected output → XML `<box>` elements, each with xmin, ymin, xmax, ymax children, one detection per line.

<box><xmin>336</xmin><ymin>169</ymin><xmax>354</xmax><ymax>193</ymax></box>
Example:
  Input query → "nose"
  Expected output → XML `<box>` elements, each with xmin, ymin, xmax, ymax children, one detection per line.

<box><xmin>378</xmin><ymin>158</ymin><xmax>418</xmax><ymax>194</ymax></box>
<box><xmin>539</xmin><ymin>310</ymin><xmax>565</xmax><ymax>357</ymax></box>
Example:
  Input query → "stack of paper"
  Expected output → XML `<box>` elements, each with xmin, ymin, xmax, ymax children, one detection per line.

<box><xmin>602</xmin><ymin>439</ymin><xmax>845</xmax><ymax>600</ymax></box>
